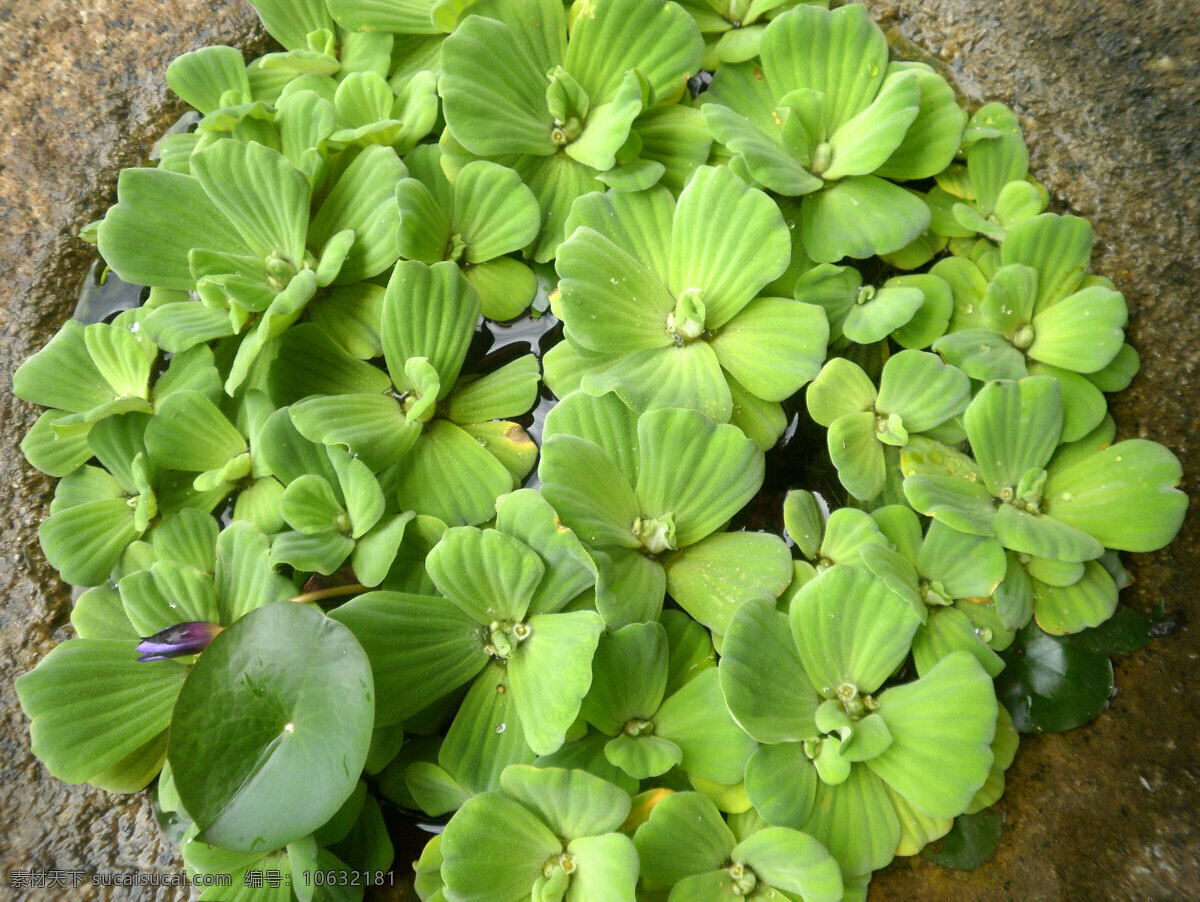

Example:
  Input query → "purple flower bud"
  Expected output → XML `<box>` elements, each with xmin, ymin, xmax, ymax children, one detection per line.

<box><xmin>136</xmin><ymin>622</ymin><xmax>223</xmax><ymax>662</ymax></box>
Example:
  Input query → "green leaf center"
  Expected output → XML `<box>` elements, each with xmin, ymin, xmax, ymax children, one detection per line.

<box><xmin>727</xmin><ymin>860</ymin><xmax>758</xmax><ymax>895</ymax></box>
<box><xmin>632</xmin><ymin>513</ymin><xmax>678</xmax><ymax>554</ymax></box>
<box><xmin>484</xmin><ymin>619</ymin><xmax>532</xmax><ymax>660</ymax></box>
<box><xmin>667</xmin><ymin>288</ymin><xmax>707</xmax><ymax>345</ymax></box>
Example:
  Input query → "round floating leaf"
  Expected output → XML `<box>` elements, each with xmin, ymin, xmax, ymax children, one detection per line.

<box><xmin>921</xmin><ymin>807</ymin><xmax>1003</xmax><ymax>871</ymax></box>
<box><xmin>994</xmin><ymin>622</ymin><xmax>1114</xmax><ymax>733</ymax></box>
<box><xmin>169</xmin><ymin>602</ymin><xmax>374</xmax><ymax>853</ymax></box>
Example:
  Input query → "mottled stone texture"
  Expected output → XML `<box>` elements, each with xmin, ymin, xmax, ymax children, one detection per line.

<box><xmin>0</xmin><ymin>1</ymin><xmax>1196</xmax><ymax>900</ymax></box>
<box><xmin>0</xmin><ymin>3</ymin><xmax>265</xmax><ymax>901</ymax></box>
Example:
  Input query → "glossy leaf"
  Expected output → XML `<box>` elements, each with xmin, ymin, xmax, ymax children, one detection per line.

<box><xmin>169</xmin><ymin>602</ymin><xmax>373</xmax><ymax>852</ymax></box>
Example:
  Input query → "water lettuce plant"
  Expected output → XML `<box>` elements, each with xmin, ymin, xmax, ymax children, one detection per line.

<box><xmin>10</xmin><ymin>0</ymin><xmax>1189</xmax><ymax>898</ymax></box>
<box><xmin>701</xmin><ymin>3</ymin><xmax>964</xmax><ymax>262</ymax></box>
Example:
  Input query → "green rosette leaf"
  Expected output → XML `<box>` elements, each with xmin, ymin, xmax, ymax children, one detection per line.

<box><xmin>801</xmin><ymin>175</ymin><xmax>932</xmax><ymax>263</ymax></box>
<box><xmin>440</xmin><ymin>792</ymin><xmax>562</xmax><ymax>902</ymax></box>
<box><xmin>382</xmin><ymin>260</ymin><xmax>478</xmax><ymax>396</ymax></box>
<box><xmin>580</xmin><ymin>622</ymin><xmax>668</xmax><ymax>737</ymax></box>
<box><xmin>507</xmin><ymin>610</ymin><xmax>605</xmax><ymax>755</ymax></box>
<box><xmin>454</xmin><ymin>160</ymin><xmax>542</xmax><ymax>263</ymax></box>
<box><xmin>634</xmin><ymin>791</ymin><xmax>734</xmax><ymax>887</ymax></box>
<box><xmin>16</xmin><ymin>640</ymin><xmax>185</xmax><ymax>789</ymax></box>
<box><xmin>662</xmin><ymin>531</ymin><xmax>793</xmax><ymax>634</ymax></box>
<box><xmin>97</xmin><ymin>168</ymin><xmax>247</xmax><ymax>290</ymax></box>
<box><xmin>732</xmin><ymin>827</ymin><xmax>844</xmax><ymax>902</ymax></box>
<box><xmin>426</xmin><ymin>526</ymin><xmax>545</xmax><ymax>623</ymax></box>
<box><xmin>635</xmin><ymin>407</ymin><xmax>764</xmax><ymax>548</ymax></box>
<box><xmin>867</xmin><ymin>653</ymin><xmax>998</xmax><ymax>818</ymax></box>
<box><xmin>499</xmin><ymin>764</ymin><xmax>631</xmax><ymax>838</ymax></box>
<box><xmin>720</xmin><ymin>597</ymin><xmax>821</xmax><ymax>744</ymax></box>
<box><xmin>308</xmin><ymin>144</ymin><xmax>406</xmax><ymax>283</ymax></box>
<box><xmin>790</xmin><ymin>565</ymin><xmax>921</xmax><ymax>696</ymax></box>
<box><xmin>329</xmin><ymin>591</ymin><xmax>486</xmax><ymax>728</ymax></box>
<box><xmin>1043</xmin><ymin>439</ymin><xmax>1187</xmax><ymax>552</ymax></box>
<box><xmin>654</xmin><ymin>668</ymin><xmax>758</xmax><ymax>785</ymax></box>
<box><xmin>669</xmin><ymin>165</ymin><xmax>791</xmax><ymax>329</ymax></box>
<box><xmin>391</xmin><ymin>419</ymin><xmax>516</xmax><ymax>526</ymax></box>
<box><xmin>439</xmin><ymin>661</ymin><xmax>537</xmax><ymax>796</ymax></box>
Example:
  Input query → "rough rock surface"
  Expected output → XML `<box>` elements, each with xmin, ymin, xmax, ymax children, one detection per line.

<box><xmin>0</xmin><ymin>1</ymin><xmax>1196</xmax><ymax>900</ymax></box>
<box><xmin>0</xmin><ymin>3</ymin><xmax>266</xmax><ymax>901</ymax></box>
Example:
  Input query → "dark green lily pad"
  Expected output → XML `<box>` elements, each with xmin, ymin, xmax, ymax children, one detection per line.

<box><xmin>921</xmin><ymin>806</ymin><xmax>1003</xmax><ymax>870</ymax></box>
<box><xmin>994</xmin><ymin>622</ymin><xmax>1114</xmax><ymax>733</ymax></box>
<box><xmin>168</xmin><ymin>601</ymin><xmax>374</xmax><ymax>853</ymax></box>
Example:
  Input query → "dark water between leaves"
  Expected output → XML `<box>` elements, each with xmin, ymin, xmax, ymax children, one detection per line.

<box><xmin>75</xmin><ymin>256</ymin><xmax>846</xmax><ymax>887</ymax></box>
